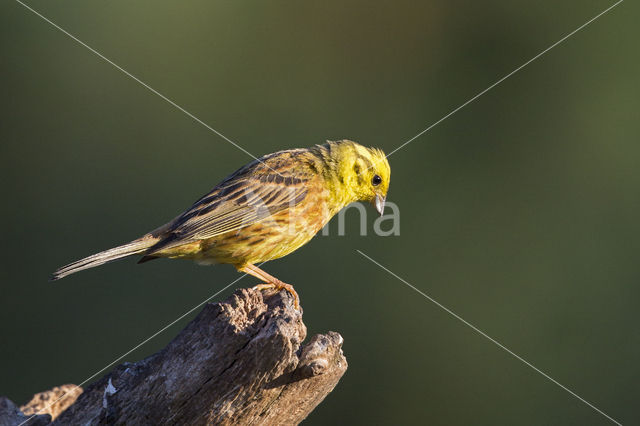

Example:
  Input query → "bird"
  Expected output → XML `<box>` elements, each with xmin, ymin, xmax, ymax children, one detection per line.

<box><xmin>51</xmin><ymin>139</ymin><xmax>391</xmax><ymax>307</ymax></box>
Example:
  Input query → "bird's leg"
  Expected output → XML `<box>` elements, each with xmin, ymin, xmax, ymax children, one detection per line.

<box><xmin>239</xmin><ymin>263</ymin><xmax>300</xmax><ymax>309</ymax></box>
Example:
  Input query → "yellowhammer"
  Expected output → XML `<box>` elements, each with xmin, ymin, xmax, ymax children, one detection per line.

<box><xmin>52</xmin><ymin>140</ymin><xmax>391</xmax><ymax>306</ymax></box>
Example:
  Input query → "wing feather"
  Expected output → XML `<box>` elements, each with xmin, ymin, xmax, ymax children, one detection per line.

<box><xmin>148</xmin><ymin>168</ymin><xmax>310</xmax><ymax>253</ymax></box>
<box><xmin>182</xmin><ymin>185</ymin><xmax>306</xmax><ymax>238</ymax></box>
<box><xmin>144</xmin><ymin>149</ymin><xmax>319</xmax><ymax>254</ymax></box>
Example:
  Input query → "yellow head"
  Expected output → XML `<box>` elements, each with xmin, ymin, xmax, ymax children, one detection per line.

<box><xmin>317</xmin><ymin>140</ymin><xmax>391</xmax><ymax>214</ymax></box>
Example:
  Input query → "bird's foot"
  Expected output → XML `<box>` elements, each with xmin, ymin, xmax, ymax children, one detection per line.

<box><xmin>252</xmin><ymin>282</ymin><xmax>300</xmax><ymax>309</ymax></box>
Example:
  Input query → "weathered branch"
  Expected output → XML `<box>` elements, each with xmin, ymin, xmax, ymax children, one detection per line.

<box><xmin>0</xmin><ymin>288</ymin><xmax>347</xmax><ymax>425</ymax></box>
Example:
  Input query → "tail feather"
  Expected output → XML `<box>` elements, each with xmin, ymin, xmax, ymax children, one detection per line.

<box><xmin>51</xmin><ymin>236</ymin><xmax>158</xmax><ymax>281</ymax></box>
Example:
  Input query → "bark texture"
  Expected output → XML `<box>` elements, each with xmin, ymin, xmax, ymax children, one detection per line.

<box><xmin>0</xmin><ymin>288</ymin><xmax>347</xmax><ymax>425</ymax></box>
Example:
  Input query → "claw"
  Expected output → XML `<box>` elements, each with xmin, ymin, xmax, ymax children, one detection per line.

<box><xmin>240</xmin><ymin>263</ymin><xmax>301</xmax><ymax>309</ymax></box>
<box><xmin>252</xmin><ymin>282</ymin><xmax>300</xmax><ymax>309</ymax></box>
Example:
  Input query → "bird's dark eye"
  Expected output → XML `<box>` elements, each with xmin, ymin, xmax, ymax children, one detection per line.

<box><xmin>372</xmin><ymin>175</ymin><xmax>382</xmax><ymax>186</ymax></box>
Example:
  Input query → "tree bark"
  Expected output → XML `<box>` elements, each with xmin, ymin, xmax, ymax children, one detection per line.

<box><xmin>0</xmin><ymin>287</ymin><xmax>347</xmax><ymax>425</ymax></box>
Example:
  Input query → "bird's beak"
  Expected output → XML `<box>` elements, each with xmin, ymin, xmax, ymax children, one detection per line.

<box><xmin>374</xmin><ymin>194</ymin><xmax>386</xmax><ymax>216</ymax></box>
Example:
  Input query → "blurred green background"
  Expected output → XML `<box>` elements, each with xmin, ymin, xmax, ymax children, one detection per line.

<box><xmin>1</xmin><ymin>0</ymin><xmax>638</xmax><ymax>424</ymax></box>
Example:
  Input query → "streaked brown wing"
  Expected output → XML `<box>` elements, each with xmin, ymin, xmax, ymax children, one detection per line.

<box><xmin>177</xmin><ymin>182</ymin><xmax>307</xmax><ymax>240</ymax></box>
<box><xmin>142</xmin><ymin>149</ymin><xmax>317</xmax><ymax>256</ymax></box>
<box><xmin>163</xmin><ymin>169</ymin><xmax>309</xmax><ymax>244</ymax></box>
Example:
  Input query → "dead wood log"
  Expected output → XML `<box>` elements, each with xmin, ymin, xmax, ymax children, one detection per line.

<box><xmin>0</xmin><ymin>287</ymin><xmax>347</xmax><ymax>425</ymax></box>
